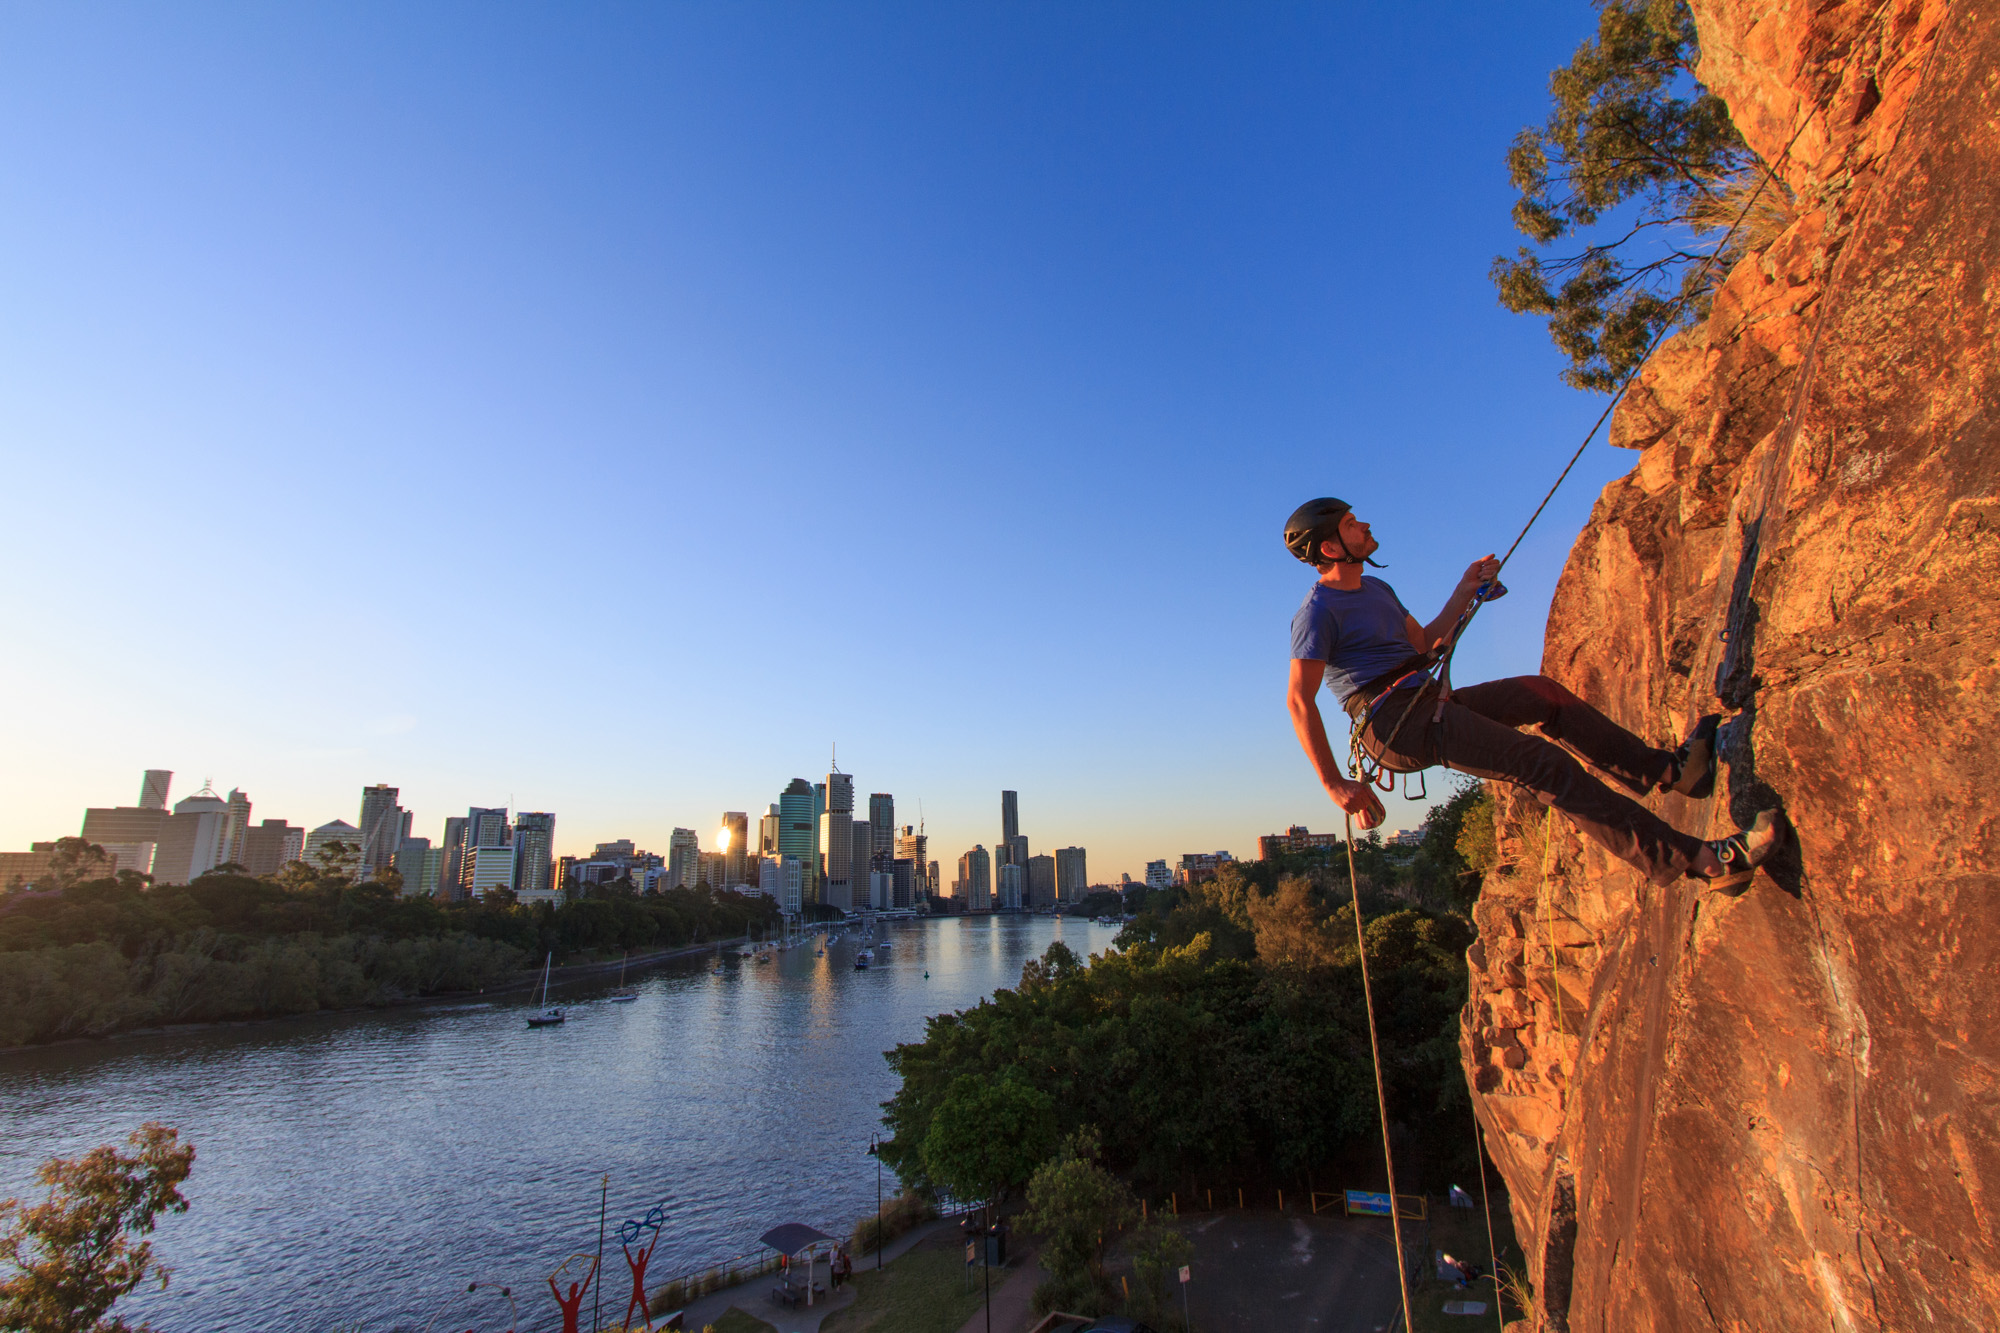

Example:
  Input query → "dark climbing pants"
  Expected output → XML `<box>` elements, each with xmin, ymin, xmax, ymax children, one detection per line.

<box><xmin>1359</xmin><ymin>675</ymin><xmax>1704</xmax><ymax>886</ymax></box>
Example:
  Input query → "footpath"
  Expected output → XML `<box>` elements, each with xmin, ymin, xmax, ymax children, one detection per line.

<box><xmin>653</xmin><ymin>1218</ymin><xmax>953</xmax><ymax>1333</ymax></box>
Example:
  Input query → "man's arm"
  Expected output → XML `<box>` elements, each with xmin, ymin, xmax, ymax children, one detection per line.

<box><xmin>1408</xmin><ymin>555</ymin><xmax>1502</xmax><ymax>652</ymax></box>
<box><xmin>1287</xmin><ymin>658</ymin><xmax>1386</xmax><ymax>830</ymax></box>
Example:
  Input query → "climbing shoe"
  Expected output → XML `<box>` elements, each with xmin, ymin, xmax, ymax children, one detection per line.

<box><xmin>1666</xmin><ymin>713</ymin><xmax>1722</xmax><ymax>798</ymax></box>
<box><xmin>1701</xmin><ymin>808</ymin><xmax>1788</xmax><ymax>895</ymax></box>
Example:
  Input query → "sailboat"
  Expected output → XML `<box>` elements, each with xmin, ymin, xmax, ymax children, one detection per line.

<box><xmin>609</xmin><ymin>952</ymin><xmax>639</xmax><ymax>1003</ymax></box>
<box><xmin>526</xmin><ymin>953</ymin><xmax>564</xmax><ymax>1027</ymax></box>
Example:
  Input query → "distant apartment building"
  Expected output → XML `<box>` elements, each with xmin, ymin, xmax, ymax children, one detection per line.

<box><xmin>357</xmin><ymin>785</ymin><xmax>406</xmax><ymax>880</ymax></box>
<box><xmin>759</xmin><ymin>806</ymin><xmax>781</xmax><ymax>857</ymax></box>
<box><xmin>667</xmin><ymin>828</ymin><xmax>700</xmax><ymax>890</ymax></box>
<box><xmin>761</xmin><ymin>856</ymin><xmax>804</xmax><ymax>915</ymax></box>
<box><xmin>777</xmin><ymin>780</ymin><xmax>818</xmax><ymax>902</ymax></box>
<box><xmin>1026</xmin><ymin>854</ymin><xmax>1057</xmax><ymax>909</ymax></box>
<box><xmin>1055</xmin><ymin>847</ymin><xmax>1088</xmax><ymax>903</ymax></box>
<box><xmin>238</xmin><ymin>820</ymin><xmax>306</xmax><ymax>877</ymax></box>
<box><xmin>1391</xmin><ymin>828</ymin><xmax>1424</xmax><ymax>848</ymax></box>
<box><xmin>151</xmin><ymin>788</ymin><xmax>234</xmax><ymax>886</ymax></box>
<box><xmin>895</xmin><ymin>826</ymin><xmax>928</xmax><ymax>898</ymax></box>
<box><xmin>959</xmin><ymin>845</ymin><xmax>992</xmax><ymax>911</ymax></box>
<box><xmin>1144</xmin><ymin>859</ymin><xmax>1172</xmax><ymax>891</ymax></box>
<box><xmin>440</xmin><ymin>817</ymin><xmax>469</xmax><ymax>901</ymax></box>
<box><xmin>997</xmin><ymin>862</ymin><xmax>1026</xmax><ymax>911</ymax></box>
<box><xmin>393</xmin><ymin>836</ymin><xmax>438</xmax><ymax>896</ymax></box>
<box><xmin>80</xmin><ymin>770</ymin><xmax>176</xmax><ymax>877</ymax></box>
<box><xmin>305</xmin><ymin>820</ymin><xmax>364</xmax><ymax>879</ymax></box>
<box><xmin>513</xmin><ymin>812</ymin><xmax>557</xmax><ymax>900</ymax></box>
<box><xmin>1176</xmin><ymin>851</ymin><xmax>1234</xmax><ymax>886</ymax></box>
<box><xmin>462</xmin><ymin>844</ymin><xmax>516</xmax><ymax>898</ymax></box>
<box><xmin>868</xmin><ymin>795</ymin><xmax>895</xmax><ymax>855</ymax></box>
<box><xmin>220</xmin><ymin>789</ymin><xmax>253</xmax><ymax>868</ymax></box>
<box><xmin>1257</xmin><ymin>825</ymin><xmax>1344</xmax><ymax>859</ymax></box>
<box><xmin>820</xmin><ymin>770</ymin><xmax>855</xmax><ymax>910</ymax></box>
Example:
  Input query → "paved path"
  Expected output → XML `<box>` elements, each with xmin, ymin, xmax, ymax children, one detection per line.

<box><xmin>651</xmin><ymin>1219</ymin><xmax>955</xmax><ymax>1333</ymax></box>
<box><xmin>951</xmin><ymin>1243</ymin><xmax>1043</xmax><ymax>1333</ymax></box>
<box><xmin>1179</xmin><ymin>1211</ymin><xmax>1402</xmax><ymax>1333</ymax></box>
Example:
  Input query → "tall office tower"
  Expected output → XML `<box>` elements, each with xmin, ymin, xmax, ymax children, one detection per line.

<box><xmin>305</xmin><ymin>819</ymin><xmax>364</xmax><ymax>879</ymax></box>
<box><xmin>759</xmin><ymin>805</ymin><xmax>781</xmax><ymax>857</ymax></box>
<box><xmin>219</xmin><ymin>789</ymin><xmax>253</xmax><ymax>867</ymax></box>
<box><xmin>239</xmin><ymin>820</ymin><xmax>306</xmax><ymax>876</ymax></box>
<box><xmin>1001</xmin><ymin>790</ymin><xmax>1019</xmax><ymax>844</ymax></box>
<box><xmin>889</xmin><ymin>858</ymin><xmax>915</xmax><ymax>909</ymax></box>
<box><xmin>1026</xmin><ymin>854</ymin><xmax>1057</xmax><ymax>909</ymax></box>
<box><xmin>393</xmin><ymin>836</ymin><xmax>433</xmax><ymax>896</ymax></box>
<box><xmin>777</xmin><ymin>780</ymin><xmax>818</xmax><ymax>902</ymax></box>
<box><xmin>1055</xmin><ymin>847</ymin><xmax>1089</xmax><ymax>903</ymax></box>
<box><xmin>512</xmin><ymin>812</ymin><xmax>556</xmax><ymax>900</ymax></box>
<box><xmin>721</xmin><ymin>811</ymin><xmax>750</xmax><ymax>886</ymax></box>
<box><xmin>868</xmin><ymin>795</ymin><xmax>895</xmax><ymax>855</ymax></box>
<box><xmin>358</xmin><ymin>785</ymin><xmax>406</xmax><ymax>879</ymax></box>
<box><xmin>960</xmin><ymin>846</ymin><xmax>992</xmax><ymax>911</ymax></box>
<box><xmin>462</xmin><ymin>844</ymin><xmax>516</xmax><ymax>898</ymax></box>
<box><xmin>467</xmin><ymin>807</ymin><xmax>510</xmax><ymax>849</ymax></box>
<box><xmin>998</xmin><ymin>862</ymin><xmax>1026</xmax><ymax>911</ymax></box>
<box><xmin>848</xmin><ymin>821</ymin><xmax>872</xmax><ymax>907</ymax></box>
<box><xmin>819</xmin><ymin>770</ymin><xmax>855</xmax><ymax>909</ymax></box>
<box><xmin>668</xmin><ymin>828</ymin><xmax>700</xmax><ymax>890</ymax></box>
<box><xmin>780</xmin><ymin>857</ymin><xmax>804</xmax><ymax>915</ymax></box>
<box><xmin>151</xmin><ymin>788</ymin><xmax>233</xmax><ymax>886</ymax></box>
<box><xmin>896</xmin><ymin>826</ymin><xmax>929</xmax><ymax>897</ymax></box>
<box><xmin>81</xmin><ymin>770</ymin><xmax>176</xmax><ymax>876</ymax></box>
<box><xmin>440</xmin><ymin>817</ymin><xmax>469</xmax><ymax>901</ymax></box>
<box><xmin>928</xmin><ymin>860</ymin><xmax>940</xmax><ymax>901</ymax></box>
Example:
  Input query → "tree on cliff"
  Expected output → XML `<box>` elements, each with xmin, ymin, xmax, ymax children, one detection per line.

<box><xmin>1492</xmin><ymin>0</ymin><xmax>1769</xmax><ymax>391</ymax></box>
<box><xmin>0</xmin><ymin>1123</ymin><xmax>194</xmax><ymax>1333</ymax></box>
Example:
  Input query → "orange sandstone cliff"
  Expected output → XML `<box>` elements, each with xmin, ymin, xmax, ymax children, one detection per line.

<box><xmin>1461</xmin><ymin>0</ymin><xmax>1998</xmax><ymax>1327</ymax></box>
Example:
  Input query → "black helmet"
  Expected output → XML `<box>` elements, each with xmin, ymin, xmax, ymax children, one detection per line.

<box><xmin>1284</xmin><ymin>497</ymin><xmax>1353</xmax><ymax>566</ymax></box>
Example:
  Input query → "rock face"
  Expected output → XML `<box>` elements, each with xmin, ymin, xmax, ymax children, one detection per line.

<box><xmin>1460</xmin><ymin>1</ymin><xmax>1998</xmax><ymax>1327</ymax></box>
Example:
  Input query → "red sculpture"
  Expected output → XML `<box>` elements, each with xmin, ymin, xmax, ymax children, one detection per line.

<box><xmin>622</xmin><ymin>1229</ymin><xmax>662</xmax><ymax>1331</ymax></box>
<box><xmin>546</xmin><ymin>1256</ymin><xmax>598</xmax><ymax>1333</ymax></box>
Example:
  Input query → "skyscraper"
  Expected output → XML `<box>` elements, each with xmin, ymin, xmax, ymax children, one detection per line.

<box><xmin>778</xmin><ymin>780</ymin><xmax>818</xmax><ymax>902</ymax></box>
<box><xmin>80</xmin><ymin>770</ymin><xmax>175</xmax><ymax>877</ymax></box>
<box><xmin>1027</xmin><ymin>854</ymin><xmax>1057</xmax><ymax>909</ymax></box>
<box><xmin>220</xmin><ymin>789</ymin><xmax>253</xmax><ymax>868</ymax></box>
<box><xmin>513</xmin><ymin>812</ymin><xmax>557</xmax><ymax>900</ymax></box>
<box><xmin>1001</xmin><ymin>790</ymin><xmax>1019</xmax><ymax>844</ymax></box>
<box><xmin>358</xmin><ymin>785</ymin><xmax>406</xmax><ymax>880</ymax></box>
<box><xmin>440</xmin><ymin>817</ymin><xmax>469</xmax><ymax>901</ymax></box>
<box><xmin>668</xmin><ymin>828</ymin><xmax>700</xmax><ymax>890</ymax></box>
<box><xmin>868</xmin><ymin>795</ymin><xmax>895</xmax><ymax>855</ymax></box>
<box><xmin>139</xmin><ymin>770</ymin><xmax>172</xmax><ymax>811</ymax></box>
<box><xmin>820</xmin><ymin>770</ymin><xmax>855</xmax><ymax>910</ymax></box>
<box><xmin>467</xmin><ymin>807</ymin><xmax>510</xmax><ymax>850</ymax></box>
<box><xmin>998</xmin><ymin>862</ymin><xmax>1026</xmax><ymax>911</ymax></box>
<box><xmin>896</xmin><ymin>826</ymin><xmax>929</xmax><ymax>898</ymax></box>
<box><xmin>239</xmin><ymin>820</ymin><xmax>305</xmax><ymax>877</ymax></box>
<box><xmin>849</xmin><ymin>820</ymin><xmax>872</xmax><ymax>908</ymax></box>
<box><xmin>393</xmin><ymin>836</ymin><xmax>434</xmax><ymax>896</ymax></box>
<box><xmin>960</xmin><ymin>845</ymin><xmax>991</xmax><ymax>911</ymax></box>
<box><xmin>462</xmin><ymin>844</ymin><xmax>516</xmax><ymax>898</ymax></box>
<box><xmin>759</xmin><ymin>805</ymin><xmax>781</xmax><ymax>857</ymax></box>
<box><xmin>1055</xmin><ymin>847</ymin><xmax>1089</xmax><ymax>903</ymax></box>
<box><xmin>721</xmin><ymin>811</ymin><xmax>750</xmax><ymax>886</ymax></box>
<box><xmin>151</xmin><ymin>787</ymin><xmax>232</xmax><ymax>886</ymax></box>
<box><xmin>305</xmin><ymin>819</ymin><xmax>364</xmax><ymax>879</ymax></box>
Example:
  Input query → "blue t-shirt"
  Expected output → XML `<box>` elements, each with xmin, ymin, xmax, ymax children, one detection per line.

<box><xmin>1290</xmin><ymin>576</ymin><xmax>1417</xmax><ymax>703</ymax></box>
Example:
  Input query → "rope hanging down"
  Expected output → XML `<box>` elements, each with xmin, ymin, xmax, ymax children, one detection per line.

<box><xmin>1344</xmin><ymin>812</ymin><xmax>1414</xmax><ymax>1332</ymax></box>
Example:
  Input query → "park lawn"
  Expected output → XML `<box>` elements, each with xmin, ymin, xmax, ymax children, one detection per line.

<box><xmin>1406</xmin><ymin>1199</ymin><xmax>1529</xmax><ymax>1333</ymax></box>
<box><xmin>817</xmin><ymin>1242</ymin><xmax>985</xmax><ymax>1333</ymax></box>
<box><xmin>706</xmin><ymin>1309</ymin><xmax>779</xmax><ymax>1333</ymax></box>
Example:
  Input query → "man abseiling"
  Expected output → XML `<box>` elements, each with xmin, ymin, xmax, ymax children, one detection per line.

<box><xmin>1282</xmin><ymin>496</ymin><xmax>1784</xmax><ymax>890</ymax></box>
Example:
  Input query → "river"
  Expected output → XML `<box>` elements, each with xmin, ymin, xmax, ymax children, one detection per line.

<box><xmin>0</xmin><ymin>914</ymin><xmax>1105</xmax><ymax>1332</ymax></box>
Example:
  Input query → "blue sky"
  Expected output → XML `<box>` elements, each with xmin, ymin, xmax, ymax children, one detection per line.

<box><xmin>0</xmin><ymin>3</ymin><xmax>1638</xmax><ymax>883</ymax></box>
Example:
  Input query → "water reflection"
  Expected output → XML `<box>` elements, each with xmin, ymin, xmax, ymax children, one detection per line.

<box><xmin>0</xmin><ymin>915</ymin><xmax>1116</xmax><ymax>1332</ymax></box>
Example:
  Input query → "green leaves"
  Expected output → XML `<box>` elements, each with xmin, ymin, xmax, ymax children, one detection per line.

<box><xmin>919</xmin><ymin>1070</ymin><xmax>1057</xmax><ymax>1204</ymax></box>
<box><xmin>1494</xmin><ymin>0</ymin><xmax>1758</xmax><ymax>391</ymax></box>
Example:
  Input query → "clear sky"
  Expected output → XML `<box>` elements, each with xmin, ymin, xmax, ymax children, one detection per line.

<box><xmin>0</xmin><ymin>3</ymin><xmax>1638</xmax><ymax>884</ymax></box>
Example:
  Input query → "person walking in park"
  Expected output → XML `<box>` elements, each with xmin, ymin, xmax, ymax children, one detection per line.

<box><xmin>1283</xmin><ymin>497</ymin><xmax>1785</xmax><ymax>889</ymax></box>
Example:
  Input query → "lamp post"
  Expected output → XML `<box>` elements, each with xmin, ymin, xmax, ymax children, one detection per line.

<box><xmin>866</xmin><ymin>1135</ymin><xmax>884</xmax><ymax>1270</ymax></box>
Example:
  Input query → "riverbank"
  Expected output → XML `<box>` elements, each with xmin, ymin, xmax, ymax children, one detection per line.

<box><xmin>0</xmin><ymin>934</ymin><xmax>755</xmax><ymax>1056</ymax></box>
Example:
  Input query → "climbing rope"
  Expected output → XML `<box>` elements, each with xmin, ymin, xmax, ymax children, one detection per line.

<box><xmin>1343</xmin><ymin>813</ymin><xmax>1414</xmax><ymax>1332</ymax></box>
<box><xmin>1473</xmin><ymin>1118</ymin><xmax>1505</xmax><ymax>1332</ymax></box>
<box><xmin>1538</xmin><ymin>808</ymin><xmax>1566</xmax><ymax>1037</ymax></box>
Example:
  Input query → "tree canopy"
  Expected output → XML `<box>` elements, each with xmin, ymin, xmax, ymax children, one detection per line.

<box><xmin>1492</xmin><ymin>0</ymin><xmax>1766</xmax><ymax>391</ymax></box>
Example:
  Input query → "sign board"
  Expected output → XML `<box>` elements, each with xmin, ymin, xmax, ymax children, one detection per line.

<box><xmin>1344</xmin><ymin>1190</ymin><xmax>1393</xmax><ymax>1216</ymax></box>
<box><xmin>1178</xmin><ymin>1266</ymin><xmax>1191</xmax><ymax>1285</ymax></box>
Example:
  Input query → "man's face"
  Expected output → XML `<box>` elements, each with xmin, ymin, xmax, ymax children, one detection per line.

<box><xmin>1322</xmin><ymin>511</ymin><xmax>1376</xmax><ymax>564</ymax></box>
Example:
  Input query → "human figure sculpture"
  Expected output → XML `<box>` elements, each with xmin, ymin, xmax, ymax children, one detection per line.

<box><xmin>623</xmin><ymin>1230</ymin><xmax>661</xmax><ymax>1331</ymax></box>
<box><xmin>547</xmin><ymin>1258</ymin><xmax>597</xmax><ymax>1333</ymax></box>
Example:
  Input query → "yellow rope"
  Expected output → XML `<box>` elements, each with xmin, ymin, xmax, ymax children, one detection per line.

<box><xmin>1344</xmin><ymin>814</ymin><xmax>1414</xmax><ymax>1332</ymax></box>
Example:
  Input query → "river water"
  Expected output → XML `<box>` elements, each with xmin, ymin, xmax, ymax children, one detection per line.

<box><xmin>0</xmin><ymin>914</ymin><xmax>1103</xmax><ymax>1332</ymax></box>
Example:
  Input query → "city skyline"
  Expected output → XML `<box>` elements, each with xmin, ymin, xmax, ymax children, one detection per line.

<box><xmin>0</xmin><ymin>4</ymin><xmax>1619</xmax><ymax>886</ymax></box>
